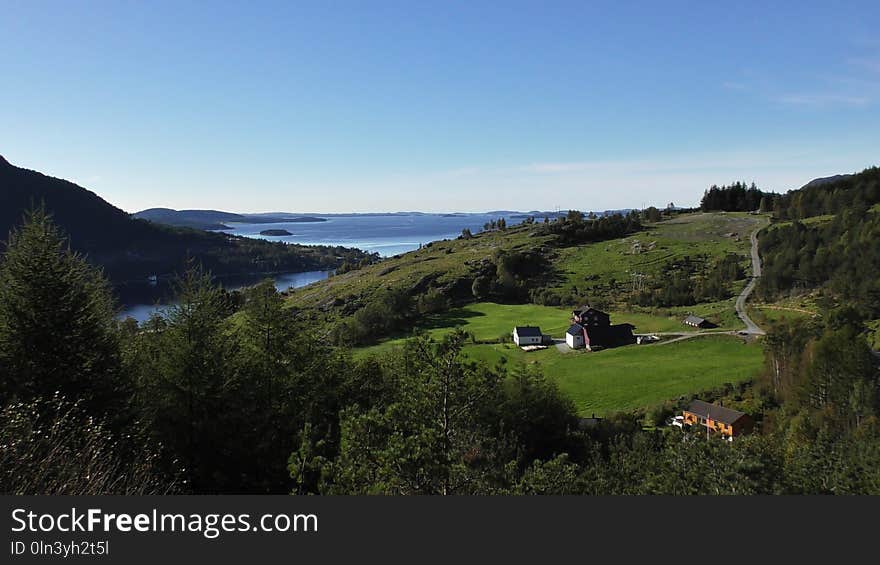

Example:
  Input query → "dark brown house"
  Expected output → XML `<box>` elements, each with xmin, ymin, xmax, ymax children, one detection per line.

<box><xmin>682</xmin><ymin>400</ymin><xmax>753</xmax><ymax>440</ymax></box>
<box><xmin>572</xmin><ymin>306</ymin><xmax>611</xmax><ymax>327</ymax></box>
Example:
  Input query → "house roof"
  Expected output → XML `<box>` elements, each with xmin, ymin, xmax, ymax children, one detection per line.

<box><xmin>566</xmin><ymin>323</ymin><xmax>584</xmax><ymax>336</ymax></box>
<box><xmin>684</xmin><ymin>314</ymin><xmax>706</xmax><ymax>325</ymax></box>
<box><xmin>685</xmin><ymin>400</ymin><xmax>747</xmax><ymax>425</ymax></box>
<box><xmin>514</xmin><ymin>326</ymin><xmax>542</xmax><ymax>337</ymax></box>
<box><xmin>575</xmin><ymin>306</ymin><xmax>609</xmax><ymax>316</ymax></box>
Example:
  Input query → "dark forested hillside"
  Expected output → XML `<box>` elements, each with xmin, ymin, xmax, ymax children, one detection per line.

<box><xmin>772</xmin><ymin>166</ymin><xmax>880</xmax><ymax>220</ymax></box>
<box><xmin>758</xmin><ymin>168</ymin><xmax>880</xmax><ymax>319</ymax></box>
<box><xmin>760</xmin><ymin>210</ymin><xmax>880</xmax><ymax>314</ymax></box>
<box><xmin>0</xmin><ymin>156</ymin><xmax>370</xmax><ymax>281</ymax></box>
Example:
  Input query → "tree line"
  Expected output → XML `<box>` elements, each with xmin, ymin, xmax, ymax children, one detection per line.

<box><xmin>536</xmin><ymin>210</ymin><xmax>642</xmax><ymax>246</ymax></box>
<box><xmin>701</xmin><ymin>181</ymin><xmax>776</xmax><ymax>212</ymax></box>
<box><xmin>771</xmin><ymin>167</ymin><xmax>880</xmax><ymax>220</ymax></box>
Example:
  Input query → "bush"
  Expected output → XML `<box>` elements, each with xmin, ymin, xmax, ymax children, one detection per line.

<box><xmin>0</xmin><ymin>396</ymin><xmax>174</xmax><ymax>495</ymax></box>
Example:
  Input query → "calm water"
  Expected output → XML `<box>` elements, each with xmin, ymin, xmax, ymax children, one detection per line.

<box><xmin>227</xmin><ymin>213</ymin><xmax>528</xmax><ymax>257</ymax></box>
<box><xmin>118</xmin><ymin>213</ymin><xmax>531</xmax><ymax>322</ymax></box>
<box><xmin>117</xmin><ymin>270</ymin><xmax>330</xmax><ymax>323</ymax></box>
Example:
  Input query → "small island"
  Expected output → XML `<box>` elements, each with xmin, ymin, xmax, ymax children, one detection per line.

<box><xmin>259</xmin><ymin>229</ymin><xmax>293</xmax><ymax>236</ymax></box>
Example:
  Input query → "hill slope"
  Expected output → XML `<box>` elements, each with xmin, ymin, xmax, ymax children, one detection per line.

<box><xmin>285</xmin><ymin>211</ymin><xmax>762</xmax><ymax>347</ymax></box>
<box><xmin>799</xmin><ymin>173</ymin><xmax>854</xmax><ymax>190</ymax></box>
<box><xmin>133</xmin><ymin>208</ymin><xmax>243</xmax><ymax>230</ymax></box>
<box><xmin>0</xmin><ymin>156</ymin><xmax>369</xmax><ymax>281</ymax></box>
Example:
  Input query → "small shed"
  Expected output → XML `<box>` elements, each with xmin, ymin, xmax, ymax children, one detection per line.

<box><xmin>566</xmin><ymin>323</ymin><xmax>586</xmax><ymax>349</ymax></box>
<box><xmin>513</xmin><ymin>326</ymin><xmax>543</xmax><ymax>346</ymax></box>
<box><xmin>683</xmin><ymin>315</ymin><xmax>714</xmax><ymax>328</ymax></box>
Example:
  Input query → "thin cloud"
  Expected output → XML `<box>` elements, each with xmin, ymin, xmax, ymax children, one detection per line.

<box><xmin>775</xmin><ymin>93</ymin><xmax>870</xmax><ymax>108</ymax></box>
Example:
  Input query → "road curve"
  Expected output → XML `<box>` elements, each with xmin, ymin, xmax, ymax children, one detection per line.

<box><xmin>735</xmin><ymin>222</ymin><xmax>766</xmax><ymax>336</ymax></box>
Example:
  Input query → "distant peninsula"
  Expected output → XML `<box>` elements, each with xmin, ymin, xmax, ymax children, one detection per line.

<box><xmin>134</xmin><ymin>209</ymin><xmax>327</xmax><ymax>230</ymax></box>
<box><xmin>285</xmin><ymin>216</ymin><xmax>327</xmax><ymax>223</ymax></box>
<box><xmin>260</xmin><ymin>229</ymin><xmax>293</xmax><ymax>236</ymax></box>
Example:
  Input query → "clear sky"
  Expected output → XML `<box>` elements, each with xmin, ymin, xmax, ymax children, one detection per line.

<box><xmin>2</xmin><ymin>1</ymin><xmax>879</xmax><ymax>213</ymax></box>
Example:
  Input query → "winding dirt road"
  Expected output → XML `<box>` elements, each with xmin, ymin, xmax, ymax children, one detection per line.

<box><xmin>735</xmin><ymin>222</ymin><xmax>766</xmax><ymax>336</ymax></box>
<box><xmin>637</xmin><ymin>218</ymin><xmax>768</xmax><ymax>346</ymax></box>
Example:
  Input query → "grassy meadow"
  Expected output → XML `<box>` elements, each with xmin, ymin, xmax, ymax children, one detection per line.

<box><xmin>363</xmin><ymin>333</ymin><xmax>763</xmax><ymax>416</ymax></box>
<box><xmin>355</xmin><ymin>299</ymin><xmax>746</xmax><ymax>359</ymax></box>
<box><xmin>463</xmin><ymin>335</ymin><xmax>763</xmax><ymax>416</ymax></box>
<box><xmin>547</xmin><ymin>212</ymin><xmax>765</xmax><ymax>308</ymax></box>
<box><xmin>353</xmin><ymin>301</ymin><xmax>764</xmax><ymax>416</ymax></box>
<box><xmin>299</xmin><ymin>211</ymin><xmax>773</xmax><ymax>415</ymax></box>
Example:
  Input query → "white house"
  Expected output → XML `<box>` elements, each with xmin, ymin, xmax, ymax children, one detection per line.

<box><xmin>565</xmin><ymin>323</ymin><xmax>585</xmax><ymax>349</ymax></box>
<box><xmin>513</xmin><ymin>326</ymin><xmax>543</xmax><ymax>346</ymax></box>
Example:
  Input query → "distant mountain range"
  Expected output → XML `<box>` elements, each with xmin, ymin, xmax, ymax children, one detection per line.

<box><xmin>131</xmin><ymin>208</ymin><xmax>628</xmax><ymax>231</ymax></box>
<box><xmin>0</xmin><ymin>156</ymin><xmax>369</xmax><ymax>283</ymax></box>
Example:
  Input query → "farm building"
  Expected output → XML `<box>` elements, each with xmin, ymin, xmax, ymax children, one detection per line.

<box><xmin>572</xmin><ymin>306</ymin><xmax>611</xmax><ymax>327</ymax></box>
<box><xmin>566</xmin><ymin>324</ymin><xmax>586</xmax><ymax>349</ymax></box>
<box><xmin>586</xmin><ymin>324</ymin><xmax>636</xmax><ymax>350</ymax></box>
<box><xmin>566</xmin><ymin>322</ymin><xmax>636</xmax><ymax>350</ymax></box>
<box><xmin>683</xmin><ymin>315</ymin><xmax>715</xmax><ymax>328</ymax></box>
<box><xmin>682</xmin><ymin>400</ymin><xmax>753</xmax><ymax>440</ymax></box>
<box><xmin>512</xmin><ymin>326</ymin><xmax>543</xmax><ymax>346</ymax></box>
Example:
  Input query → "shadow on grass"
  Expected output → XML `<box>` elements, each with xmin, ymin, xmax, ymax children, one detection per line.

<box><xmin>416</xmin><ymin>307</ymin><xmax>487</xmax><ymax>331</ymax></box>
<box><xmin>359</xmin><ymin>307</ymin><xmax>491</xmax><ymax>351</ymax></box>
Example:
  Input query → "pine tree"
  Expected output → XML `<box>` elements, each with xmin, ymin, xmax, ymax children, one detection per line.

<box><xmin>0</xmin><ymin>207</ymin><xmax>124</xmax><ymax>415</ymax></box>
<box><xmin>239</xmin><ymin>279</ymin><xmax>296</xmax><ymax>405</ymax></box>
<box><xmin>132</xmin><ymin>263</ymin><xmax>234</xmax><ymax>491</ymax></box>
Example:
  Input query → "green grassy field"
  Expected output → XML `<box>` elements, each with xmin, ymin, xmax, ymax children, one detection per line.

<box><xmin>767</xmin><ymin>214</ymin><xmax>835</xmax><ymax>231</ymax></box>
<box><xmin>354</xmin><ymin>300</ymin><xmax>746</xmax><ymax>359</ymax></box>
<box><xmin>352</xmin><ymin>301</ymin><xmax>764</xmax><ymax>416</ymax></box>
<box><xmin>352</xmin><ymin>302</ymin><xmax>570</xmax><ymax>358</ymax></box>
<box><xmin>749</xmin><ymin>306</ymin><xmax>815</xmax><ymax>325</ymax></box>
<box><xmin>460</xmin><ymin>335</ymin><xmax>762</xmax><ymax>416</ymax></box>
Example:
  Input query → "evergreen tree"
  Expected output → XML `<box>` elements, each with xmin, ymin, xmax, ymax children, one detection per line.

<box><xmin>239</xmin><ymin>279</ymin><xmax>296</xmax><ymax>400</ymax></box>
<box><xmin>131</xmin><ymin>263</ymin><xmax>235</xmax><ymax>491</ymax></box>
<box><xmin>0</xmin><ymin>208</ymin><xmax>124</xmax><ymax>415</ymax></box>
<box><xmin>328</xmin><ymin>331</ymin><xmax>505</xmax><ymax>494</ymax></box>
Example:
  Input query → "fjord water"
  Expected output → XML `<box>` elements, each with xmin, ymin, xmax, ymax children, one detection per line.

<box><xmin>228</xmin><ymin>213</ymin><xmax>527</xmax><ymax>257</ymax></box>
<box><xmin>117</xmin><ymin>213</ymin><xmax>528</xmax><ymax>322</ymax></box>
<box><xmin>117</xmin><ymin>270</ymin><xmax>331</xmax><ymax>322</ymax></box>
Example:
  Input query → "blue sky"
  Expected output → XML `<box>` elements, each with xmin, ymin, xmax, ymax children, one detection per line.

<box><xmin>2</xmin><ymin>1</ymin><xmax>879</xmax><ymax>213</ymax></box>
